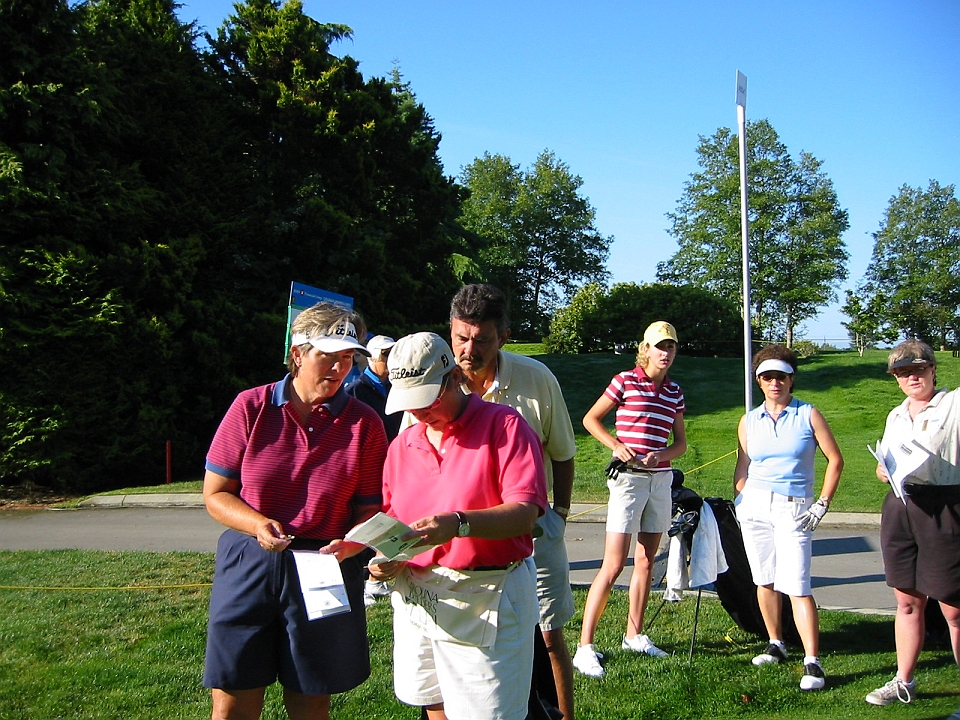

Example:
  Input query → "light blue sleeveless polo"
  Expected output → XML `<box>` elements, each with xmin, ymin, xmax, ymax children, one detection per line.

<box><xmin>745</xmin><ymin>398</ymin><xmax>816</xmax><ymax>498</ymax></box>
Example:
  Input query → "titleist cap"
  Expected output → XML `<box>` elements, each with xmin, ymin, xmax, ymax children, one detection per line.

<box><xmin>385</xmin><ymin>332</ymin><xmax>453</xmax><ymax>414</ymax></box>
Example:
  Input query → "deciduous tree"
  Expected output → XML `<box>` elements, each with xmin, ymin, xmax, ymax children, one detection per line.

<box><xmin>546</xmin><ymin>282</ymin><xmax>742</xmax><ymax>356</ymax></box>
<box><xmin>841</xmin><ymin>290</ymin><xmax>890</xmax><ymax>356</ymax></box>
<box><xmin>657</xmin><ymin>119</ymin><xmax>849</xmax><ymax>346</ymax></box>
<box><xmin>858</xmin><ymin>180</ymin><xmax>960</xmax><ymax>348</ymax></box>
<box><xmin>459</xmin><ymin>150</ymin><xmax>611</xmax><ymax>338</ymax></box>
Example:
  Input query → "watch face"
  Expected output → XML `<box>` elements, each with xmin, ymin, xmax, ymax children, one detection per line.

<box><xmin>458</xmin><ymin>521</ymin><xmax>470</xmax><ymax>537</ymax></box>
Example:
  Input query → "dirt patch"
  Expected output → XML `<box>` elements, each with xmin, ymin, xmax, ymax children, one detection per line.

<box><xmin>0</xmin><ymin>483</ymin><xmax>76</xmax><ymax>510</ymax></box>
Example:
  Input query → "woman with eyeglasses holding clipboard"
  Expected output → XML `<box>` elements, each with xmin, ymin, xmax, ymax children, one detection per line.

<box><xmin>864</xmin><ymin>340</ymin><xmax>960</xmax><ymax>714</ymax></box>
<box><xmin>733</xmin><ymin>343</ymin><xmax>843</xmax><ymax>693</ymax></box>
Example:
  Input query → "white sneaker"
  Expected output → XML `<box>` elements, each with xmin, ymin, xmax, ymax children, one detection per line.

<box><xmin>573</xmin><ymin>644</ymin><xmax>605</xmax><ymax>677</ymax></box>
<box><xmin>799</xmin><ymin>659</ymin><xmax>826</xmax><ymax>691</ymax></box>
<box><xmin>363</xmin><ymin>580</ymin><xmax>390</xmax><ymax>606</ymax></box>
<box><xmin>865</xmin><ymin>676</ymin><xmax>916</xmax><ymax>705</ymax></box>
<box><xmin>621</xmin><ymin>633</ymin><xmax>669</xmax><ymax>658</ymax></box>
<box><xmin>752</xmin><ymin>641</ymin><xmax>788</xmax><ymax>666</ymax></box>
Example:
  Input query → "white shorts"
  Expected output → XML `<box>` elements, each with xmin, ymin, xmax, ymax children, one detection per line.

<box><xmin>392</xmin><ymin>558</ymin><xmax>538</xmax><ymax>720</ymax></box>
<box><xmin>532</xmin><ymin>506</ymin><xmax>575</xmax><ymax>631</ymax></box>
<box><xmin>605</xmin><ymin>469</ymin><xmax>673</xmax><ymax>535</ymax></box>
<box><xmin>735</xmin><ymin>485</ymin><xmax>813</xmax><ymax>597</ymax></box>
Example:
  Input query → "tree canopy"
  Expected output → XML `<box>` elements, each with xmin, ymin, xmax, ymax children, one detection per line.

<box><xmin>854</xmin><ymin>180</ymin><xmax>960</xmax><ymax>348</ymax></box>
<box><xmin>0</xmin><ymin>0</ymin><xmax>466</xmax><ymax>490</ymax></box>
<box><xmin>458</xmin><ymin>150</ymin><xmax>611</xmax><ymax>339</ymax></box>
<box><xmin>657</xmin><ymin>119</ymin><xmax>849</xmax><ymax>346</ymax></box>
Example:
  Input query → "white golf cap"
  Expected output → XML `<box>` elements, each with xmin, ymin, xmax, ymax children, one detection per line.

<box><xmin>385</xmin><ymin>332</ymin><xmax>454</xmax><ymax>414</ymax></box>
<box><xmin>755</xmin><ymin>359</ymin><xmax>795</xmax><ymax>377</ymax></box>
<box><xmin>366</xmin><ymin>335</ymin><xmax>396</xmax><ymax>359</ymax></box>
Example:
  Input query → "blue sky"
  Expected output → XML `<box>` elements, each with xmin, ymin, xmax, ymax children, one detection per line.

<box><xmin>176</xmin><ymin>1</ymin><xmax>959</xmax><ymax>346</ymax></box>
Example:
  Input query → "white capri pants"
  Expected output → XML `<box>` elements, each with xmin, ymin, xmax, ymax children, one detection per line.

<box><xmin>735</xmin><ymin>485</ymin><xmax>813</xmax><ymax>597</ymax></box>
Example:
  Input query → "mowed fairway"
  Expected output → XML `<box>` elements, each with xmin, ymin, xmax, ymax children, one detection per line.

<box><xmin>77</xmin><ymin>347</ymin><xmax>960</xmax><ymax>514</ymax></box>
<box><xmin>0</xmin><ymin>550</ymin><xmax>957</xmax><ymax>719</ymax></box>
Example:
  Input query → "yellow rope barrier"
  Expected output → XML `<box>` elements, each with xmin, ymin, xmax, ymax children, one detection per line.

<box><xmin>567</xmin><ymin>448</ymin><xmax>738</xmax><ymax>521</ymax></box>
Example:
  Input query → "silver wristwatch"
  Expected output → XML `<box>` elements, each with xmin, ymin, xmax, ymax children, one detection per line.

<box><xmin>454</xmin><ymin>511</ymin><xmax>471</xmax><ymax>537</ymax></box>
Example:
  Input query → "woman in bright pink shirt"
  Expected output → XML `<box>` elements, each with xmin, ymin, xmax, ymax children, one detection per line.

<box><xmin>369</xmin><ymin>332</ymin><xmax>547</xmax><ymax>720</ymax></box>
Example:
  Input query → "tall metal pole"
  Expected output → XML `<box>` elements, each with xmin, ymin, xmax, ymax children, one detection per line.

<box><xmin>736</xmin><ymin>71</ymin><xmax>752</xmax><ymax>413</ymax></box>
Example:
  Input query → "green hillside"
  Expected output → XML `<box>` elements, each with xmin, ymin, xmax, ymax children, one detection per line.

<box><xmin>510</xmin><ymin>344</ymin><xmax>960</xmax><ymax>513</ymax></box>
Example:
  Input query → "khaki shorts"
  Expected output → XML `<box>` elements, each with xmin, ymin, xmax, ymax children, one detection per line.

<box><xmin>605</xmin><ymin>469</ymin><xmax>673</xmax><ymax>535</ymax></box>
<box><xmin>532</xmin><ymin>506</ymin><xmax>575</xmax><ymax>631</ymax></box>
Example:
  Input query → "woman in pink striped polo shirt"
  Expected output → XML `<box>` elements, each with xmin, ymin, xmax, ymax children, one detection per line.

<box><xmin>573</xmin><ymin>321</ymin><xmax>687</xmax><ymax>677</ymax></box>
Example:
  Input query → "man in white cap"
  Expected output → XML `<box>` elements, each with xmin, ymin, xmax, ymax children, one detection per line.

<box><xmin>348</xmin><ymin>334</ymin><xmax>400</xmax><ymax>441</ymax></box>
<box><xmin>369</xmin><ymin>331</ymin><xmax>548</xmax><ymax>720</ymax></box>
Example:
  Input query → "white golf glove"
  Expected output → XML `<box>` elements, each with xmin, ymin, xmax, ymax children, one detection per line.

<box><xmin>798</xmin><ymin>499</ymin><xmax>829</xmax><ymax>532</ymax></box>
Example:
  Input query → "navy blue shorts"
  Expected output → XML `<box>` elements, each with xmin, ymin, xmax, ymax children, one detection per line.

<box><xmin>203</xmin><ymin>530</ymin><xmax>370</xmax><ymax>695</ymax></box>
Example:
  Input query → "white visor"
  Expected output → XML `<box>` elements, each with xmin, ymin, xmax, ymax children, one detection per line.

<box><xmin>291</xmin><ymin>321</ymin><xmax>370</xmax><ymax>356</ymax></box>
<box><xmin>755</xmin><ymin>359</ymin><xmax>794</xmax><ymax>377</ymax></box>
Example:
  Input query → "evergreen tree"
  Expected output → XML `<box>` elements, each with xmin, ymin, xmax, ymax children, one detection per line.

<box><xmin>205</xmin><ymin>0</ymin><xmax>467</xmax><ymax>334</ymax></box>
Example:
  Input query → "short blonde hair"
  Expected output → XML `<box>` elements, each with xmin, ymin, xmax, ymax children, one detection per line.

<box><xmin>286</xmin><ymin>303</ymin><xmax>367</xmax><ymax>376</ymax></box>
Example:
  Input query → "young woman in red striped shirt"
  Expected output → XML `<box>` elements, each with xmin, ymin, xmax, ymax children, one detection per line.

<box><xmin>573</xmin><ymin>321</ymin><xmax>687</xmax><ymax>677</ymax></box>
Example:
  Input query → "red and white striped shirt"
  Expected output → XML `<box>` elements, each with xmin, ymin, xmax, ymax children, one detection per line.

<box><xmin>604</xmin><ymin>366</ymin><xmax>685</xmax><ymax>470</ymax></box>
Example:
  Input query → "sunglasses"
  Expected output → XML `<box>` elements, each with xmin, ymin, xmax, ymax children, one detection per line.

<box><xmin>891</xmin><ymin>365</ymin><xmax>930</xmax><ymax>379</ymax></box>
<box><xmin>758</xmin><ymin>371</ymin><xmax>791</xmax><ymax>382</ymax></box>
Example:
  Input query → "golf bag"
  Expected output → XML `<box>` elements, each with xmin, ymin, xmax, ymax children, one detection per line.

<box><xmin>703</xmin><ymin>497</ymin><xmax>801</xmax><ymax>646</ymax></box>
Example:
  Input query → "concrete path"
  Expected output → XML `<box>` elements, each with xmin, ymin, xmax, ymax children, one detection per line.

<box><xmin>0</xmin><ymin>495</ymin><xmax>894</xmax><ymax>615</ymax></box>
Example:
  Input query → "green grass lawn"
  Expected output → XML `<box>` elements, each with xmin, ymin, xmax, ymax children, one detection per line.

<box><xmin>528</xmin><ymin>346</ymin><xmax>960</xmax><ymax>513</ymax></box>
<box><xmin>90</xmin><ymin>347</ymin><xmax>960</xmax><ymax>515</ymax></box>
<box><xmin>0</xmin><ymin>550</ymin><xmax>957</xmax><ymax>719</ymax></box>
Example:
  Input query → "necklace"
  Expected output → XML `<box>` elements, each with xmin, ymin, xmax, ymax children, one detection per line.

<box><xmin>764</xmin><ymin>399</ymin><xmax>791</xmax><ymax>422</ymax></box>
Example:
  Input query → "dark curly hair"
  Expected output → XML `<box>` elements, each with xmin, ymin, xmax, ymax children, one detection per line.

<box><xmin>752</xmin><ymin>344</ymin><xmax>798</xmax><ymax>392</ymax></box>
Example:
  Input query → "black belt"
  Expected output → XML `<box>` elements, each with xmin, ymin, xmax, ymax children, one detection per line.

<box><xmin>904</xmin><ymin>483</ymin><xmax>960</xmax><ymax>498</ymax></box>
<box><xmin>465</xmin><ymin>564</ymin><xmax>513</xmax><ymax>572</ymax></box>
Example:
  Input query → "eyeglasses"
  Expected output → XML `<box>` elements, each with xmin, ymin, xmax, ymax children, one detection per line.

<box><xmin>891</xmin><ymin>366</ymin><xmax>930</xmax><ymax>379</ymax></box>
<box><xmin>424</xmin><ymin>373</ymin><xmax>452</xmax><ymax>410</ymax></box>
<box><xmin>758</xmin><ymin>371</ymin><xmax>791</xmax><ymax>382</ymax></box>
